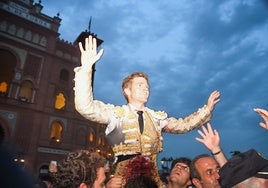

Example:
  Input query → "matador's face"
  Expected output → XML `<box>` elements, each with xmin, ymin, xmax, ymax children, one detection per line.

<box><xmin>126</xmin><ymin>77</ymin><xmax>149</xmax><ymax>104</ymax></box>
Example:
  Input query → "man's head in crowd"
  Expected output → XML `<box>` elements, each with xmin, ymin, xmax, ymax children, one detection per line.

<box><xmin>50</xmin><ymin>150</ymin><xmax>107</xmax><ymax>188</ymax></box>
<box><xmin>190</xmin><ymin>154</ymin><xmax>221</xmax><ymax>188</ymax></box>
<box><xmin>168</xmin><ymin>157</ymin><xmax>192</xmax><ymax>188</ymax></box>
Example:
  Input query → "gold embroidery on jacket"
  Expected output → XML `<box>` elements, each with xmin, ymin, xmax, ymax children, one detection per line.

<box><xmin>112</xmin><ymin>106</ymin><xmax>166</xmax><ymax>156</ymax></box>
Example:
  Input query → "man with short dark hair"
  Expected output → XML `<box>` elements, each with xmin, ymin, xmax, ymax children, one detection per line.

<box><xmin>190</xmin><ymin>154</ymin><xmax>221</xmax><ymax>188</ymax></box>
<box><xmin>167</xmin><ymin>157</ymin><xmax>192</xmax><ymax>188</ymax></box>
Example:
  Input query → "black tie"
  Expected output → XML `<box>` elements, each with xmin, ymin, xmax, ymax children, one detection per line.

<box><xmin>137</xmin><ymin>111</ymin><xmax>144</xmax><ymax>134</ymax></box>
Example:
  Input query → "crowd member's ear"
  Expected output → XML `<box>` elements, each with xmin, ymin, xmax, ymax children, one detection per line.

<box><xmin>192</xmin><ymin>178</ymin><xmax>202</xmax><ymax>188</ymax></box>
<box><xmin>79</xmin><ymin>183</ymin><xmax>88</xmax><ymax>188</ymax></box>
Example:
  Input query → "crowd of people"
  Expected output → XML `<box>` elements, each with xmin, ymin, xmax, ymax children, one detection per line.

<box><xmin>39</xmin><ymin>102</ymin><xmax>267</xmax><ymax>188</ymax></box>
<box><xmin>2</xmin><ymin>36</ymin><xmax>268</xmax><ymax>188</ymax></box>
<box><xmin>72</xmin><ymin>35</ymin><xmax>268</xmax><ymax>187</ymax></box>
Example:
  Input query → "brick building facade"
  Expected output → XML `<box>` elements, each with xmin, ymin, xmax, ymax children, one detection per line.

<box><xmin>0</xmin><ymin>0</ymin><xmax>112</xmax><ymax>179</ymax></box>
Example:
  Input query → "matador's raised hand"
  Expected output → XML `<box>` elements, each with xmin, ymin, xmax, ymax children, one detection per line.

<box><xmin>79</xmin><ymin>35</ymin><xmax>104</xmax><ymax>71</ymax></box>
<box><xmin>206</xmin><ymin>90</ymin><xmax>221</xmax><ymax>112</ymax></box>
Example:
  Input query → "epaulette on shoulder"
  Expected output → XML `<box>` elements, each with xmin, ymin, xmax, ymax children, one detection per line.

<box><xmin>147</xmin><ymin>108</ymin><xmax>167</xmax><ymax>120</ymax></box>
<box><xmin>114</xmin><ymin>106</ymin><xmax>126</xmax><ymax>118</ymax></box>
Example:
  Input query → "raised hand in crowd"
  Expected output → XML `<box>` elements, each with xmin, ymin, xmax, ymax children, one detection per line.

<box><xmin>195</xmin><ymin>123</ymin><xmax>227</xmax><ymax>167</ymax></box>
<box><xmin>254</xmin><ymin>108</ymin><xmax>268</xmax><ymax>130</ymax></box>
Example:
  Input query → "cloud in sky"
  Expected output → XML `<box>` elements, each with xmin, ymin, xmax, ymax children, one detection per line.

<box><xmin>41</xmin><ymin>0</ymin><xmax>268</xmax><ymax>160</ymax></box>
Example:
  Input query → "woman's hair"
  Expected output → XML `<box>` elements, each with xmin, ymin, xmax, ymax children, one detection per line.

<box><xmin>50</xmin><ymin>150</ymin><xmax>106</xmax><ymax>188</ymax></box>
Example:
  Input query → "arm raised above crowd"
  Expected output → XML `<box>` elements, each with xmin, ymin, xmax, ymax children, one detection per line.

<box><xmin>79</xmin><ymin>35</ymin><xmax>104</xmax><ymax>72</ymax></box>
<box><xmin>163</xmin><ymin>90</ymin><xmax>220</xmax><ymax>133</ymax></box>
<box><xmin>195</xmin><ymin>123</ymin><xmax>227</xmax><ymax>167</ymax></box>
<box><xmin>74</xmin><ymin>36</ymin><xmax>113</xmax><ymax>124</ymax></box>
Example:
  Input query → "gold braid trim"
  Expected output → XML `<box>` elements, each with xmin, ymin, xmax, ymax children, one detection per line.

<box><xmin>114</xmin><ymin>106</ymin><xmax>125</xmax><ymax>117</ymax></box>
<box><xmin>112</xmin><ymin>106</ymin><xmax>167</xmax><ymax>156</ymax></box>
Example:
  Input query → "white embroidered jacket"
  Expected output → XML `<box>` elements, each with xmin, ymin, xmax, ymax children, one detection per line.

<box><xmin>74</xmin><ymin>67</ymin><xmax>211</xmax><ymax>156</ymax></box>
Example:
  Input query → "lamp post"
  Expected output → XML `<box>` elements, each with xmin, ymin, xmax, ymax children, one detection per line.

<box><xmin>230</xmin><ymin>150</ymin><xmax>241</xmax><ymax>157</ymax></box>
<box><xmin>14</xmin><ymin>154</ymin><xmax>25</xmax><ymax>169</ymax></box>
<box><xmin>159</xmin><ymin>157</ymin><xmax>173</xmax><ymax>185</ymax></box>
<box><xmin>160</xmin><ymin>157</ymin><xmax>173</xmax><ymax>173</ymax></box>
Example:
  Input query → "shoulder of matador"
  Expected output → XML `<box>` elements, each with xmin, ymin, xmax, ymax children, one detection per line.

<box><xmin>146</xmin><ymin>108</ymin><xmax>168</xmax><ymax>120</ymax></box>
<box><xmin>114</xmin><ymin>105</ymin><xmax>126</xmax><ymax>118</ymax></box>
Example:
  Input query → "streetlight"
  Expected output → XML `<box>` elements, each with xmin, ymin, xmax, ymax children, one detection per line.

<box><xmin>14</xmin><ymin>156</ymin><xmax>25</xmax><ymax>169</ymax></box>
<box><xmin>159</xmin><ymin>157</ymin><xmax>173</xmax><ymax>185</ymax></box>
<box><xmin>160</xmin><ymin>157</ymin><xmax>173</xmax><ymax>173</ymax></box>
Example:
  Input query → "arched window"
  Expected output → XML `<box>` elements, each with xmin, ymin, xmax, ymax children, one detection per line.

<box><xmin>50</xmin><ymin>121</ymin><xmax>63</xmax><ymax>142</ymax></box>
<box><xmin>0</xmin><ymin>125</ymin><xmax>5</xmax><ymax>145</ymax></box>
<box><xmin>0</xmin><ymin>21</ymin><xmax>8</xmax><ymax>31</ymax></box>
<box><xmin>0</xmin><ymin>82</ymin><xmax>8</xmax><ymax>93</ymax></box>
<box><xmin>88</xmin><ymin>131</ymin><xmax>95</xmax><ymax>143</ymax></box>
<box><xmin>76</xmin><ymin>127</ymin><xmax>86</xmax><ymax>145</ymax></box>
<box><xmin>0</xmin><ymin>121</ymin><xmax>10</xmax><ymax>145</ymax></box>
<box><xmin>19</xmin><ymin>80</ymin><xmax>33</xmax><ymax>102</ymax></box>
<box><xmin>60</xmin><ymin>69</ymin><xmax>69</xmax><ymax>82</ymax></box>
<box><xmin>16</xmin><ymin>27</ymin><xmax>24</xmax><ymax>38</ymax></box>
<box><xmin>0</xmin><ymin>49</ymin><xmax>17</xmax><ymax>96</ymax></box>
<box><xmin>25</xmin><ymin>30</ymin><xmax>32</xmax><ymax>41</ymax></box>
<box><xmin>54</xmin><ymin>92</ymin><xmax>66</xmax><ymax>109</ymax></box>
<box><xmin>40</xmin><ymin>36</ymin><xmax>47</xmax><ymax>46</ymax></box>
<box><xmin>98</xmin><ymin>135</ymin><xmax>105</xmax><ymax>146</ymax></box>
<box><xmin>32</xmin><ymin>33</ymin><xmax>40</xmax><ymax>44</ymax></box>
<box><xmin>8</xmin><ymin>24</ymin><xmax>16</xmax><ymax>35</ymax></box>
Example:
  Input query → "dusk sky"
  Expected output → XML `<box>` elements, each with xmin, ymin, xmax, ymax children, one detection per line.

<box><xmin>41</xmin><ymin>0</ymin><xmax>268</xmax><ymax>165</ymax></box>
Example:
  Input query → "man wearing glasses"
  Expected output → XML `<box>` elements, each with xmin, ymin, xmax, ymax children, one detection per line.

<box><xmin>167</xmin><ymin>157</ymin><xmax>192</xmax><ymax>188</ymax></box>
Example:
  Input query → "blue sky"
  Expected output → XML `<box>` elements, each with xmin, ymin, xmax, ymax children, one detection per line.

<box><xmin>41</xmin><ymin>0</ymin><xmax>268</xmax><ymax>163</ymax></box>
